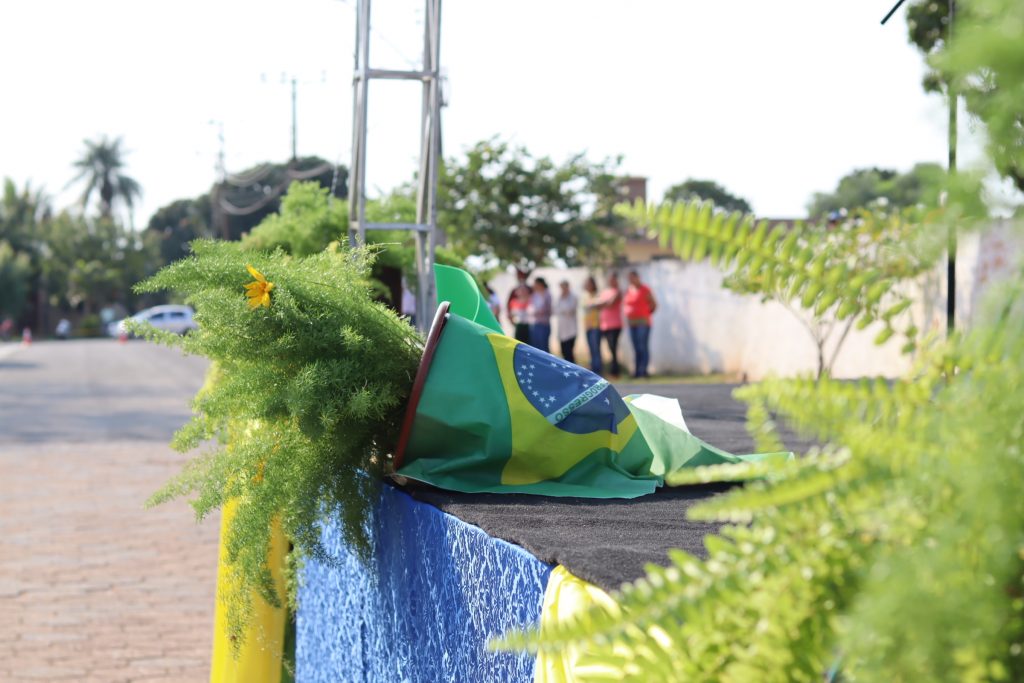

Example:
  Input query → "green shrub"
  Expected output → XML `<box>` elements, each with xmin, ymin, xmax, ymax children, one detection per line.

<box><xmin>241</xmin><ymin>181</ymin><xmax>463</xmax><ymax>303</ymax></box>
<box><xmin>77</xmin><ymin>313</ymin><xmax>103</xmax><ymax>338</ymax></box>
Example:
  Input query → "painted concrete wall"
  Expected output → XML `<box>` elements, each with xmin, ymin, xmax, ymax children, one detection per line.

<box><xmin>488</xmin><ymin>221</ymin><xmax>1021</xmax><ymax>380</ymax></box>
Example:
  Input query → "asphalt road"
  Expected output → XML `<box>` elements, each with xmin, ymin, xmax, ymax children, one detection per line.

<box><xmin>0</xmin><ymin>338</ymin><xmax>208</xmax><ymax>444</ymax></box>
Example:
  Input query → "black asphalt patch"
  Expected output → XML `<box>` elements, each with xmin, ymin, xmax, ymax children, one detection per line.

<box><xmin>405</xmin><ymin>383</ymin><xmax>813</xmax><ymax>592</ymax></box>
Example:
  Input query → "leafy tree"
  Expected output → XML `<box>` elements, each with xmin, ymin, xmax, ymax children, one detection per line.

<box><xmin>438</xmin><ymin>139</ymin><xmax>622</xmax><ymax>269</ymax></box>
<box><xmin>214</xmin><ymin>157</ymin><xmax>347</xmax><ymax>241</ymax></box>
<box><xmin>146</xmin><ymin>195</ymin><xmax>213</xmax><ymax>265</ymax></box>
<box><xmin>2</xmin><ymin>173</ymin><xmax>161</xmax><ymax>330</ymax></box>
<box><xmin>905</xmin><ymin>0</ymin><xmax>1024</xmax><ymax>192</ymax></box>
<box><xmin>243</xmin><ymin>181</ymin><xmax>461</xmax><ymax>304</ymax></box>
<box><xmin>68</xmin><ymin>136</ymin><xmax>142</xmax><ymax>220</ymax></box>
<box><xmin>41</xmin><ymin>213</ymin><xmax>155</xmax><ymax>316</ymax></box>
<box><xmin>937</xmin><ymin>0</ymin><xmax>1024</xmax><ymax>192</ymax></box>
<box><xmin>1</xmin><ymin>179</ymin><xmax>52</xmax><ymax>328</ymax></box>
<box><xmin>905</xmin><ymin>0</ymin><xmax>954</xmax><ymax>93</ymax></box>
<box><xmin>241</xmin><ymin>182</ymin><xmax>345</xmax><ymax>257</ymax></box>
<box><xmin>0</xmin><ymin>241</ymin><xmax>31</xmax><ymax>319</ymax></box>
<box><xmin>582</xmin><ymin>158</ymin><xmax>633</xmax><ymax>237</ymax></box>
<box><xmin>807</xmin><ymin>163</ymin><xmax>946</xmax><ymax>219</ymax></box>
<box><xmin>663</xmin><ymin>178</ymin><xmax>752</xmax><ymax>214</ymax></box>
<box><xmin>1</xmin><ymin>179</ymin><xmax>48</xmax><ymax>254</ymax></box>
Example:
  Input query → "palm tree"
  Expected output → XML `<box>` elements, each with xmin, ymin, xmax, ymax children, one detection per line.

<box><xmin>68</xmin><ymin>136</ymin><xmax>142</xmax><ymax>222</ymax></box>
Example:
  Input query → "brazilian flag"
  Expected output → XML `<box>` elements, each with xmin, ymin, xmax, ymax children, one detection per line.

<box><xmin>394</xmin><ymin>294</ymin><xmax>789</xmax><ymax>498</ymax></box>
<box><xmin>432</xmin><ymin>263</ymin><xmax>503</xmax><ymax>333</ymax></box>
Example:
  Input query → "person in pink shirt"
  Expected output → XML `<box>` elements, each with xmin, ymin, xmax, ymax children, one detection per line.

<box><xmin>624</xmin><ymin>270</ymin><xmax>657</xmax><ymax>378</ymax></box>
<box><xmin>598</xmin><ymin>273</ymin><xmax>623</xmax><ymax>377</ymax></box>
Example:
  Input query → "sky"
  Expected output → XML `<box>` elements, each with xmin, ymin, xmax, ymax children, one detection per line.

<box><xmin>0</xmin><ymin>0</ymin><xmax>996</xmax><ymax>227</ymax></box>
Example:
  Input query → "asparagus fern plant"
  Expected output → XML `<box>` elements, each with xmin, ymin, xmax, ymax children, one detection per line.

<box><xmin>134</xmin><ymin>239</ymin><xmax>421</xmax><ymax>644</ymax></box>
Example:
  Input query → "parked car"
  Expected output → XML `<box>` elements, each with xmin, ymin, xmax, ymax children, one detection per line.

<box><xmin>108</xmin><ymin>305</ymin><xmax>199</xmax><ymax>337</ymax></box>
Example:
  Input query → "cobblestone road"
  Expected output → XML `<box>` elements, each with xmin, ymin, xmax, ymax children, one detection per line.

<box><xmin>0</xmin><ymin>340</ymin><xmax>215</xmax><ymax>682</ymax></box>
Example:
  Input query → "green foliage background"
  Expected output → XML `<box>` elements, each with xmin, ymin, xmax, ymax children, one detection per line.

<box><xmin>663</xmin><ymin>179</ymin><xmax>752</xmax><ymax>215</ymax></box>
<box><xmin>0</xmin><ymin>240</ymin><xmax>31</xmax><ymax>320</ymax></box>
<box><xmin>937</xmin><ymin>0</ymin><xmax>1024</xmax><ymax>192</ymax></box>
<box><xmin>241</xmin><ymin>181</ymin><xmax>463</xmax><ymax>301</ymax></box>
<box><xmin>0</xmin><ymin>178</ymin><xmax>160</xmax><ymax>324</ymax></box>
<box><xmin>438</xmin><ymin>138</ymin><xmax>625</xmax><ymax>269</ymax></box>
<box><xmin>806</xmin><ymin>164</ymin><xmax>946</xmax><ymax>219</ymax></box>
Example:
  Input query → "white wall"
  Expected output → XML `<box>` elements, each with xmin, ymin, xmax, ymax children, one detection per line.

<box><xmin>486</xmin><ymin>221</ymin><xmax>1021</xmax><ymax>380</ymax></box>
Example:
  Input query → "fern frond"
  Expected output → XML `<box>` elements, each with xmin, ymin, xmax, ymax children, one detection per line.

<box><xmin>506</xmin><ymin>253</ymin><xmax>1024</xmax><ymax>682</ymax></box>
<box><xmin>618</xmin><ymin>199</ymin><xmax>942</xmax><ymax>349</ymax></box>
<box><xmin>140</xmin><ymin>237</ymin><xmax>422</xmax><ymax>642</ymax></box>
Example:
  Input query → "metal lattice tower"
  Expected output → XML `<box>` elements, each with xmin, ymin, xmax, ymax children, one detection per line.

<box><xmin>348</xmin><ymin>0</ymin><xmax>443</xmax><ymax>330</ymax></box>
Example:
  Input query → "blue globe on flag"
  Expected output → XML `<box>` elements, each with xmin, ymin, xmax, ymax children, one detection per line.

<box><xmin>512</xmin><ymin>343</ymin><xmax>631</xmax><ymax>436</ymax></box>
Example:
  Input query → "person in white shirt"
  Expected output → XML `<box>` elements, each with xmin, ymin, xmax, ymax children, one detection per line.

<box><xmin>527</xmin><ymin>277</ymin><xmax>553</xmax><ymax>352</ymax></box>
<box><xmin>401</xmin><ymin>279</ymin><xmax>417</xmax><ymax>327</ymax></box>
<box><xmin>554</xmin><ymin>280</ymin><xmax>579</xmax><ymax>364</ymax></box>
<box><xmin>486</xmin><ymin>285</ymin><xmax>501</xmax><ymax>320</ymax></box>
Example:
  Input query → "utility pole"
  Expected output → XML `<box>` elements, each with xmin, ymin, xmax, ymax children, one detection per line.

<box><xmin>945</xmin><ymin>0</ymin><xmax>957</xmax><ymax>334</ymax></box>
<box><xmin>209</xmin><ymin>120</ymin><xmax>229</xmax><ymax>239</ymax></box>
<box><xmin>291</xmin><ymin>77</ymin><xmax>298</xmax><ymax>162</ymax></box>
<box><xmin>348</xmin><ymin>0</ymin><xmax>443</xmax><ymax>330</ymax></box>
<box><xmin>881</xmin><ymin>0</ymin><xmax>957</xmax><ymax>334</ymax></box>
<box><xmin>210</xmin><ymin>120</ymin><xmax>226</xmax><ymax>181</ymax></box>
<box><xmin>262</xmin><ymin>73</ymin><xmax>326</xmax><ymax>164</ymax></box>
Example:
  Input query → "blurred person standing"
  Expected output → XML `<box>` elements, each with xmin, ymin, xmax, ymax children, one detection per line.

<box><xmin>505</xmin><ymin>269</ymin><xmax>529</xmax><ymax>316</ymax></box>
<box><xmin>581</xmin><ymin>276</ymin><xmax>603</xmax><ymax>373</ymax></box>
<box><xmin>486</xmin><ymin>285</ymin><xmax>501</xmax><ymax>320</ymax></box>
<box><xmin>508</xmin><ymin>283</ymin><xmax>531</xmax><ymax>343</ymax></box>
<box><xmin>598</xmin><ymin>273</ymin><xmax>623</xmax><ymax>377</ymax></box>
<box><xmin>401</xmin><ymin>279</ymin><xmax>417</xmax><ymax>327</ymax></box>
<box><xmin>624</xmin><ymin>270</ymin><xmax>657</xmax><ymax>378</ymax></box>
<box><xmin>554</xmin><ymin>280</ymin><xmax>578</xmax><ymax>364</ymax></box>
<box><xmin>528</xmin><ymin>277</ymin><xmax>553</xmax><ymax>352</ymax></box>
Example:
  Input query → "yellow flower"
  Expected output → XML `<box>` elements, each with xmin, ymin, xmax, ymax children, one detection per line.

<box><xmin>244</xmin><ymin>264</ymin><xmax>275</xmax><ymax>309</ymax></box>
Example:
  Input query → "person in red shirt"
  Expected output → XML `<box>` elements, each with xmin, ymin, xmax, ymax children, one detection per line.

<box><xmin>624</xmin><ymin>270</ymin><xmax>657</xmax><ymax>378</ymax></box>
<box><xmin>598</xmin><ymin>273</ymin><xmax>624</xmax><ymax>377</ymax></box>
<box><xmin>507</xmin><ymin>283</ymin><xmax>531</xmax><ymax>343</ymax></box>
